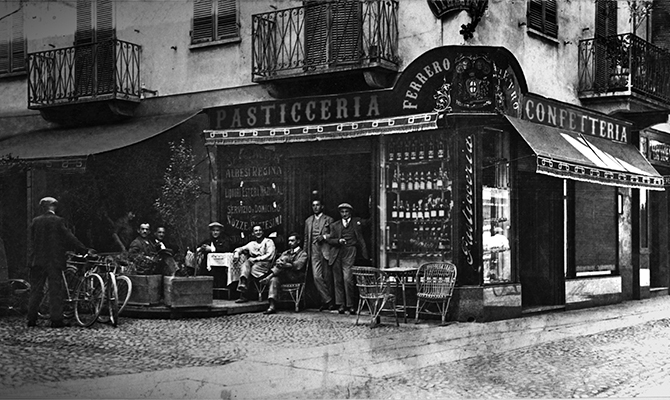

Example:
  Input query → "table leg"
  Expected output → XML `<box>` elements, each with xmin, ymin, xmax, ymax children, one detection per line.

<box><xmin>400</xmin><ymin>275</ymin><xmax>407</xmax><ymax>323</ymax></box>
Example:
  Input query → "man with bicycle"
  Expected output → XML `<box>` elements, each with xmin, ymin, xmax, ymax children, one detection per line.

<box><xmin>26</xmin><ymin>197</ymin><xmax>94</xmax><ymax>328</ymax></box>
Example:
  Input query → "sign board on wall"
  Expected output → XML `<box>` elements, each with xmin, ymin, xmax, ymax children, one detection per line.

<box><xmin>221</xmin><ymin>146</ymin><xmax>284</xmax><ymax>244</ymax></box>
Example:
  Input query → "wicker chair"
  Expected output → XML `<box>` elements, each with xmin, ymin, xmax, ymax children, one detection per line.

<box><xmin>279</xmin><ymin>279</ymin><xmax>306</xmax><ymax>312</ymax></box>
<box><xmin>415</xmin><ymin>262</ymin><xmax>457</xmax><ymax>325</ymax></box>
<box><xmin>352</xmin><ymin>266</ymin><xmax>399</xmax><ymax>328</ymax></box>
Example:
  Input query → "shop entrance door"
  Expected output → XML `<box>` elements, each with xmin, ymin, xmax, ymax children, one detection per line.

<box><xmin>649</xmin><ymin>191</ymin><xmax>670</xmax><ymax>291</ymax></box>
<box><xmin>517</xmin><ymin>172</ymin><xmax>565</xmax><ymax>308</ymax></box>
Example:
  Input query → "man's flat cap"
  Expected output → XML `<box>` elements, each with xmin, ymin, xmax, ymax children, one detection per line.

<box><xmin>208</xmin><ymin>222</ymin><xmax>224</xmax><ymax>229</ymax></box>
<box><xmin>39</xmin><ymin>197</ymin><xmax>58</xmax><ymax>207</ymax></box>
<box><xmin>337</xmin><ymin>203</ymin><xmax>353</xmax><ymax>210</ymax></box>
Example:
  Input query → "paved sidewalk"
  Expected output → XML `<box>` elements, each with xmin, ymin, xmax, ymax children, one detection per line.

<box><xmin>3</xmin><ymin>296</ymin><xmax>670</xmax><ymax>399</ymax></box>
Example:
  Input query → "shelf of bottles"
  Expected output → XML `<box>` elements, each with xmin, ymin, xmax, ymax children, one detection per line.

<box><xmin>385</xmin><ymin>132</ymin><xmax>453</xmax><ymax>265</ymax></box>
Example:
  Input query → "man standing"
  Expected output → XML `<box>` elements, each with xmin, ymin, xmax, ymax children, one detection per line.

<box><xmin>26</xmin><ymin>197</ymin><xmax>92</xmax><ymax>328</ymax></box>
<box><xmin>327</xmin><ymin>203</ymin><xmax>369</xmax><ymax>315</ymax></box>
<box><xmin>233</xmin><ymin>225</ymin><xmax>276</xmax><ymax>303</ymax></box>
<box><xmin>304</xmin><ymin>199</ymin><xmax>335</xmax><ymax>311</ymax></box>
<box><xmin>128</xmin><ymin>222</ymin><xmax>157</xmax><ymax>274</ymax></box>
<box><xmin>262</xmin><ymin>232</ymin><xmax>307</xmax><ymax>314</ymax></box>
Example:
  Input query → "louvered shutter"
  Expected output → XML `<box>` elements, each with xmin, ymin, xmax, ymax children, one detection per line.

<box><xmin>594</xmin><ymin>0</ymin><xmax>617</xmax><ymax>91</ymax></box>
<box><xmin>330</xmin><ymin>0</ymin><xmax>361</xmax><ymax>64</ymax></box>
<box><xmin>10</xmin><ymin>6</ymin><xmax>25</xmax><ymax>72</ymax></box>
<box><xmin>0</xmin><ymin>11</ymin><xmax>10</xmax><ymax>74</ymax></box>
<box><xmin>527</xmin><ymin>0</ymin><xmax>544</xmax><ymax>32</ymax></box>
<box><xmin>544</xmin><ymin>0</ymin><xmax>558</xmax><ymax>38</ymax></box>
<box><xmin>216</xmin><ymin>0</ymin><xmax>238</xmax><ymax>40</ymax></box>
<box><xmin>305</xmin><ymin>1</ymin><xmax>328</xmax><ymax>67</ymax></box>
<box><xmin>96</xmin><ymin>0</ymin><xmax>115</xmax><ymax>93</ymax></box>
<box><xmin>75</xmin><ymin>0</ymin><xmax>95</xmax><ymax>96</ymax></box>
<box><xmin>193</xmin><ymin>0</ymin><xmax>214</xmax><ymax>44</ymax></box>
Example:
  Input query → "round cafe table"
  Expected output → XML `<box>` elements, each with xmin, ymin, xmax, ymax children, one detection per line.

<box><xmin>380</xmin><ymin>266</ymin><xmax>419</xmax><ymax>323</ymax></box>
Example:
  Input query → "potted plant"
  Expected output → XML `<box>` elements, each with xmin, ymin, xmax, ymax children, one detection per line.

<box><xmin>154</xmin><ymin>140</ymin><xmax>213</xmax><ymax>308</ymax></box>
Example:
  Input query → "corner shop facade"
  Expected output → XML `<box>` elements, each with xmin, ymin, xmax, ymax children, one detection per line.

<box><xmin>204</xmin><ymin>46</ymin><xmax>664</xmax><ymax>322</ymax></box>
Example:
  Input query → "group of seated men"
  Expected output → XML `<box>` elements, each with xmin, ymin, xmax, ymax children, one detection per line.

<box><xmin>200</xmin><ymin>222</ymin><xmax>306</xmax><ymax>315</ymax></box>
<box><xmin>127</xmin><ymin>222</ymin><xmax>179</xmax><ymax>276</ymax></box>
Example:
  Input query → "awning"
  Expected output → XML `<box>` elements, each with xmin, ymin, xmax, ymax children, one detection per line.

<box><xmin>0</xmin><ymin>112</ymin><xmax>201</xmax><ymax>161</ymax></box>
<box><xmin>506</xmin><ymin>116</ymin><xmax>664</xmax><ymax>191</ymax></box>
<box><xmin>204</xmin><ymin>112</ymin><xmax>439</xmax><ymax>146</ymax></box>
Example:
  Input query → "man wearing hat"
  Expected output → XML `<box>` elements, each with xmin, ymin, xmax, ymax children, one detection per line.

<box><xmin>326</xmin><ymin>203</ymin><xmax>369</xmax><ymax>315</ymax></box>
<box><xmin>196</xmin><ymin>222</ymin><xmax>233</xmax><ymax>275</ymax></box>
<box><xmin>26</xmin><ymin>197</ymin><xmax>93</xmax><ymax>328</ymax></box>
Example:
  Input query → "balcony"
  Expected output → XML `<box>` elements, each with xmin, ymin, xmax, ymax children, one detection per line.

<box><xmin>27</xmin><ymin>39</ymin><xmax>141</xmax><ymax>125</ymax></box>
<box><xmin>252</xmin><ymin>0</ymin><xmax>399</xmax><ymax>96</ymax></box>
<box><xmin>578</xmin><ymin>34</ymin><xmax>670</xmax><ymax>112</ymax></box>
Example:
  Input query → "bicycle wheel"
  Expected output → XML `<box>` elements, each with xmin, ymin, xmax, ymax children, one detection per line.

<box><xmin>107</xmin><ymin>273</ymin><xmax>119</xmax><ymax>327</ymax></box>
<box><xmin>116</xmin><ymin>275</ymin><xmax>133</xmax><ymax>315</ymax></box>
<box><xmin>74</xmin><ymin>273</ymin><xmax>105</xmax><ymax>327</ymax></box>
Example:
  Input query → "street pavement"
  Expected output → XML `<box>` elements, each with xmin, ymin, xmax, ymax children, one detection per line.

<box><xmin>1</xmin><ymin>296</ymin><xmax>670</xmax><ymax>399</ymax></box>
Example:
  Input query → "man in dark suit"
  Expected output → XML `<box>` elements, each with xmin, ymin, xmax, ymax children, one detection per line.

<box><xmin>304</xmin><ymin>199</ymin><xmax>335</xmax><ymax>311</ymax></box>
<box><xmin>26</xmin><ymin>197</ymin><xmax>92</xmax><ymax>328</ymax></box>
<box><xmin>262</xmin><ymin>232</ymin><xmax>307</xmax><ymax>315</ymax></box>
<box><xmin>326</xmin><ymin>203</ymin><xmax>369</xmax><ymax>315</ymax></box>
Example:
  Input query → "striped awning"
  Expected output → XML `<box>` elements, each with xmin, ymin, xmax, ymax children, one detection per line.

<box><xmin>204</xmin><ymin>113</ymin><xmax>440</xmax><ymax>146</ymax></box>
<box><xmin>507</xmin><ymin>116</ymin><xmax>664</xmax><ymax>191</ymax></box>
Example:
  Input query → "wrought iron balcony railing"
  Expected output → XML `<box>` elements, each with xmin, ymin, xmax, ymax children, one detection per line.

<box><xmin>27</xmin><ymin>39</ymin><xmax>141</xmax><ymax>109</ymax></box>
<box><xmin>578</xmin><ymin>33</ymin><xmax>670</xmax><ymax>104</ymax></box>
<box><xmin>252</xmin><ymin>0</ymin><xmax>399</xmax><ymax>81</ymax></box>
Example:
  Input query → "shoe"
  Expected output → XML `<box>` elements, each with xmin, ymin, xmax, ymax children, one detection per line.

<box><xmin>50</xmin><ymin>320</ymin><xmax>66</xmax><ymax>328</ymax></box>
<box><xmin>338</xmin><ymin>306</ymin><xmax>346</xmax><ymax>314</ymax></box>
<box><xmin>235</xmin><ymin>297</ymin><xmax>248</xmax><ymax>303</ymax></box>
<box><xmin>348</xmin><ymin>308</ymin><xmax>357</xmax><ymax>315</ymax></box>
<box><xmin>27</xmin><ymin>320</ymin><xmax>37</xmax><ymax>328</ymax></box>
<box><xmin>319</xmin><ymin>303</ymin><xmax>332</xmax><ymax>312</ymax></box>
<box><xmin>263</xmin><ymin>307</ymin><xmax>276</xmax><ymax>315</ymax></box>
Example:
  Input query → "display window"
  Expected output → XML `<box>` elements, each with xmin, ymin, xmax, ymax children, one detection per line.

<box><xmin>385</xmin><ymin>131</ymin><xmax>453</xmax><ymax>268</ymax></box>
<box><xmin>574</xmin><ymin>181</ymin><xmax>617</xmax><ymax>276</ymax></box>
<box><xmin>482</xmin><ymin>129</ymin><xmax>512</xmax><ymax>284</ymax></box>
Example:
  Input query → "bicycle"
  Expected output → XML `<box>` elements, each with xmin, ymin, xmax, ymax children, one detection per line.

<box><xmin>37</xmin><ymin>253</ymin><xmax>105</xmax><ymax>327</ymax></box>
<box><xmin>90</xmin><ymin>254</ymin><xmax>133</xmax><ymax>327</ymax></box>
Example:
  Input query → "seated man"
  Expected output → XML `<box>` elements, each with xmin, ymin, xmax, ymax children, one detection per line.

<box><xmin>261</xmin><ymin>232</ymin><xmax>307</xmax><ymax>314</ymax></box>
<box><xmin>232</xmin><ymin>225</ymin><xmax>276</xmax><ymax>303</ymax></box>
<box><xmin>197</xmin><ymin>221</ymin><xmax>233</xmax><ymax>276</ymax></box>
<box><xmin>128</xmin><ymin>222</ymin><xmax>158</xmax><ymax>274</ymax></box>
<box><xmin>153</xmin><ymin>225</ymin><xmax>180</xmax><ymax>276</ymax></box>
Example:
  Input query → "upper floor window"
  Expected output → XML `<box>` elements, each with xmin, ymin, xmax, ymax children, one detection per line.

<box><xmin>527</xmin><ymin>0</ymin><xmax>558</xmax><ymax>38</ymax></box>
<box><xmin>192</xmin><ymin>0</ymin><xmax>239</xmax><ymax>45</ymax></box>
<box><xmin>0</xmin><ymin>3</ymin><xmax>26</xmax><ymax>75</ymax></box>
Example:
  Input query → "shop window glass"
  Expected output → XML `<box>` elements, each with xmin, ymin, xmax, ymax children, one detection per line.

<box><xmin>482</xmin><ymin>130</ymin><xmax>512</xmax><ymax>284</ymax></box>
<box><xmin>574</xmin><ymin>182</ymin><xmax>616</xmax><ymax>275</ymax></box>
<box><xmin>640</xmin><ymin>189</ymin><xmax>648</xmax><ymax>249</ymax></box>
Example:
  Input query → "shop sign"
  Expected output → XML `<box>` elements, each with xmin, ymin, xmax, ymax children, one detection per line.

<box><xmin>209</xmin><ymin>93</ymin><xmax>383</xmax><ymax>130</ymax></box>
<box><xmin>460</xmin><ymin>134</ymin><xmax>478</xmax><ymax>272</ymax></box>
<box><xmin>221</xmin><ymin>146</ymin><xmax>283</xmax><ymax>240</ymax></box>
<box><xmin>648</xmin><ymin>139</ymin><xmax>670</xmax><ymax>164</ymax></box>
<box><xmin>522</xmin><ymin>95</ymin><xmax>631</xmax><ymax>143</ymax></box>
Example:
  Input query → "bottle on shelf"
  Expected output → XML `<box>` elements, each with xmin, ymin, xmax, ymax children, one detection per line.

<box><xmin>410</xmin><ymin>138</ymin><xmax>417</xmax><ymax>161</ymax></box>
<box><xmin>391</xmin><ymin>200</ymin><xmax>398</xmax><ymax>219</ymax></box>
<box><xmin>419</xmin><ymin>171</ymin><xmax>426</xmax><ymax>190</ymax></box>
<box><xmin>405</xmin><ymin>201</ymin><xmax>413</xmax><ymax>220</ymax></box>
<box><xmin>388</xmin><ymin>140</ymin><xmax>395</xmax><ymax>162</ymax></box>
<box><xmin>395</xmin><ymin>139</ymin><xmax>403</xmax><ymax>162</ymax></box>
<box><xmin>418</xmin><ymin>138</ymin><xmax>425</xmax><ymax>160</ymax></box>
<box><xmin>400</xmin><ymin>171</ymin><xmax>407</xmax><ymax>191</ymax></box>
<box><xmin>430</xmin><ymin>196</ymin><xmax>438</xmax><ymax>219</ymax></box>
<box><xmin>407</xmin><ymin>172</ymin><xmax>414</xmax><ymax>191</ymax></box>
<box><xmin>426</xmin><ymin>170</ymin><xmax>433</xmax><ymax>190</ymax></box>
<box><xmin>391</xmin><ymin>233</ymin><xmax>398</xmax><ymax>251</ymax></box>
<box><xmin>436</xmin><ymin>167</ymin><xmax>444</xmax><ymax>189</ymax></box>
<box><xmin>437</xmin><ymin>137</ymin><xmax>445</xmax><ymax>159</ymax></box>
<box><xmin>403</xmin><ymin>138</ymin><xmax>411</xmax><ymax>161</ymax></box>
<box><xmin>398</xmin><ymin>201</ymin><xmax>405</xmax><ymax>219</ymax></box>
<box><xmin>438</xmin><ymin>198</ymin><xmax>446</xmax><ymax>218</ymax></box>
<box><xmin>411</xmin><ymin>203</ymin><xmax>418</xmax><ymax>220</ymax></box>
<box><xmin>428</xmin><ymin>136</ymin><xmax>435</xmax><ymax>159</ymax></box>
<box><xmin>391</xmin><ymin>169</ymin><xmax>398</xmax><ymax>190</ymax></box>
<box><xmin>423</xmin><ymin>200</ymin><xmax>430</xmax><ymax>219</ymax></box>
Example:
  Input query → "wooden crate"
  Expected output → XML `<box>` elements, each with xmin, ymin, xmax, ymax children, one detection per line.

<box><xmin>163</xmin><ymin>276</ymin><xmax>213</xmax><ymax>308</ymax></box>
<box><xmin>127</xmin><ymin>275</ymin><xmax>163</xmax><ymax>305</ymax></box>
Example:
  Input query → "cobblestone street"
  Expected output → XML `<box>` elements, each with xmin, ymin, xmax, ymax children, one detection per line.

<box><xmin>0</xmin><ymin>311</ymin><xmax>416</xmax><ymax>390</ymax></box>
<box><xmin>297</xmin><ymin>318</ymin><xmax>670</xmax><ymax>399</ymax></box>
<box><xmin>1</xmin><ymin>297</ymin><xmax>670</xmax><ymax>399</ymax></box>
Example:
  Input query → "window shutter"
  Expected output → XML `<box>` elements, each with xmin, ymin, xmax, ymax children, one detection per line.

<box><xmin>96</xmin><ymin>0</ymin><xmax>115</xmax><ymax>93</ymax></box>
<box><xmin>305</xmin><ymin>1</ymin><xmax>329</xmax><ymax>67</ymax></box>
<box><xmin>330</xmin><ymin>0</ymin><xmax>361</xmax><ymax>64</ymax></box>
<box><xmin>75</xmin><ymin>0</ymin><xmax>93</xmax><ymax>45</ymax></box>
<box><xmin>193</xmin><ymin>0</ymin><xmax>214</xmax><ymax>43</ymax></box>
<box><xmin>0</xmin><ymin>18</ymin><xmax>9</xmax><ymax>74</ymax></box>
<box><xmin>527</xmin><ymin>0</ymin><xmax>544</xmax><ymax>32</ymax></box>
<box><xmin>544</xmin><ymin>0</ymin><xmax>558</xmax><ymax>38</ymax></box>
<box><xmin>96</xmin><ymin>0</ymin><xmax>115</xmax><ymax>41</ymax></box>
<box><xmin>10</xmin><ymin>6</ymin><xmax>25</xmax><ymax>72</ymax></box>
<box><xmin>216</xmin><ymin>0</ymin><xmax>238</xmax><ymax>40</ymax></box>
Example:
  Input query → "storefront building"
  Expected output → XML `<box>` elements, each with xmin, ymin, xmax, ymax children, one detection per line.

<box><xmin>204</xmin><ymin>45</ymin><xmax>664</xmax><ymax>322</ymax></box>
